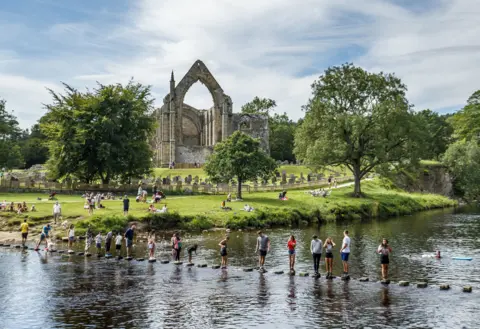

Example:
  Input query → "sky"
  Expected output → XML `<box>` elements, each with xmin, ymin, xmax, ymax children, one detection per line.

<box><xmin>1</xmin><ymin>0</ymin><xmax>479</xmax><ymax>128</ymax></box>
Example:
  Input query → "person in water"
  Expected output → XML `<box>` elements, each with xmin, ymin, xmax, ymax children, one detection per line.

<box><xmin>105</xmin><ymin>230</ymin><xmax>113</xmax><ymax>256</ymax></box>
<box><xmin>20</xmin><ymin>219</ymin><xmax>29</xmax><ymax>246</ymax></box>
<box><xmin>85</xmin><ymin>226</ymin><xmax>93</xmax><ymax>252</ymax></box>
<box><xmin>340</xmin><ymin>230</ymin><xmax>351</xmax><ymax>276</ymax></box>
<box><xmin>310</xmin><ymin>235</ymin><xmax>323</xmax><ymax>276</ymax></box>
<box><xmin>115</xmin><ymin>232</ymin><xmax>122</xmax><ymax>256</ymax></box>
<box><xmin>219</xmin><ymin>236</ymin><xmax>229</xmax><ymax>269</ymax></box>
<box><xmin>172</xmin><ymin>233</ymin><xmax>182</xmax><ymax>261</ymax></box>
<box><xmin>148</xmin><ymin>230</ymin><xmax>156</xmax><ymax>259</ymax></box>
<box><xmin>287</xmin><ymin>235</ymin><xmax>296</xmax><ymax>272</ymax></box>
<box><xmin>377</xmin><ymin>238</ymin><xmax>392</xmax><ymax>280</ymax></box>
<box><xmin>187</xmin><ymin>244</ymin><xmax>198</xmax><ymax>264</ymax></box>
<box><xmin>124</xmin><ymin>225</ymin><xmax>135</xmax><ymax>258</ymax></box>
<box><xmin>95</xmin><ymin>232</ymin><xmax>103</xmax><ymax>255</ymax></box>
<box><xmin>68</xmin><ymin>224</ymin><xmax>75</xmax><ymax>251</ymax></box>
<box><xmin>323</xmin><ymin>237</ymin><xmax>335</xmax><ymax>278</ymax></box>
<box><xmin>255</xmin><ymin>231</ymin><xmax>270</xmax><ymax>271</ymax></box>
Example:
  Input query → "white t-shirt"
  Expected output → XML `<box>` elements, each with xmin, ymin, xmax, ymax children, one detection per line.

<box><xmin>68</xmin><ymin>229</ymin><xmax>75</xmax><ymax>238</ymax></box>
<box><xmin>115</xmin><ymin>235</ymin><xmax>122</xmax><ymax>245</ymax></box>
<box><xmin>342</xmin><ymin>236</ymin><xmax>351</xmax><ymax>253</ymax></box>
<box><xmin>53</xmin><ymin>204</ymin><xmax>61</xmax><ymax>213</ymax></box>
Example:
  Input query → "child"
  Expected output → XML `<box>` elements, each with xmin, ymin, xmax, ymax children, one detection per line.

<box><xmin>219</xmin><ymin>236</ymin><xmax>229</xmax><ymax>269</ymax></box>
<box><xmin>68</xmin><ymin>224</ymin><xmax>75</xmax><ymax>251</ymax></box>
<box><xmin>148</xmin><ymin>231</ymin><xmax>156</xmax><ymax>259</ymax></box>
<box><xmin>187</xmin><ymin>244</ymin><xmax>198</xmax><ymax>264</ymax></box>
<box><xmin>115</xmin><ymin>232</ymin><xmax>122</xmax><ymax>256</ymax></box>
<box><xmin>323</xmin><ymin>237</ymin><xmax>336</xmax><ymax>279</ymax></box>
<box><xmin>95</xmin><ymin>232</ymin><xmax>102</xmax><ymax>254</ymax></box>
<box><xmin>287</xmin><ymin>235</ymin><xmax>296</xmax><ymax>272</ymax></box>
<box><xmin>85</xmin><ymin>227</ymin><xmax>93</xmax><ymax>252</ymax></box>
<box><xmin>105</xmin><ymin>230</ymin><xmax>113</xmax><ymax>256</ymax></box>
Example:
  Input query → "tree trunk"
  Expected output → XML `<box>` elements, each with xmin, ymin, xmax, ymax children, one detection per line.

<box><xmin>237</xmin><ymin>178</ymin><xmax>242</xmax><ymax>200</ymax></box>
<box><xmin>353</xmin><ymin>163</ymin><xmax>362</xmax><ymax>197</ymax></box>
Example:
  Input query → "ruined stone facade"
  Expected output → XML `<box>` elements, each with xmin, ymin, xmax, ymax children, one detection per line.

<box><xmin>154</xmin><ymin>60</ymin><xmax>269</xmax><ymax>167</ymax></box>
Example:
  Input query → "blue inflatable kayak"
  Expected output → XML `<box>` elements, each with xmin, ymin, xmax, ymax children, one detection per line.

<box><xmin>452</xmin><ymin>257</ymin><xmax>473</xmax><ymax>261</ymax></box>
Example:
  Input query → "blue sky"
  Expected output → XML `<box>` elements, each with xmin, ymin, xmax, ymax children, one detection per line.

<box><xmin>1</xmin><ymin>0</ymin><xmax>479</xmax><ymax>128</ymax></box>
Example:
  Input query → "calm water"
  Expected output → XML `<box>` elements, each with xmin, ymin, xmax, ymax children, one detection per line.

<box><xmin>1</xmin><ymin>207</ymin><xmax>479</xmax><ymax>329</ymax></box>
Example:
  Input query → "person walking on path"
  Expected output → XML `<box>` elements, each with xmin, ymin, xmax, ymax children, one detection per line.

<box><xmin>377</xmin><ymin>238</ymin><xmax>392</xmax><ymax>280</ymax></box>
<box><xmin>53</xmin><ymin>201</ymin><xmax>62</xmax><ymax>224</ymax></box>
<box><xmin>115</xmin><ymin>232</ymin><xmax>122</xmax><ymax>257</ymax></box>
<box><xmin>124</xmin><ymin>225</ymin><xmax>136</xmax><ymax>258</ymax></box>
<box><xmin>310</xmin><ymin>235</ymin><xmax>323</xmax><ymax>277</ymax></box>
<box><xmin>123</xmin><ymin>195</ymin><xmax>130</xmax><ymax>216</ymax></box>
<box><xmin>20</xmin><ymin>219</ymin><xmax>29</xmax><ymax>246</ymax></box>
<box><xmin>340</xmin><ymin>230</ymin><xmax>351</xmax><ymax>277</ymax></box>
<box><xmin>287</xmin><ymin>235</ymin><xmax>296</xmax><ymax>273</ymax></box>
<box><xmin>255</xmin><ymin>231</ymin><xmax>270</xmax><ymax>272</ymax></box>
<box><xmin>105</xmin><ymin>230</ymin><xmax>113</xmax><ymax>256</ymax></box>
<box><xmin>68</xmin><ymin>224</ymin><xmax>75</xmax><ymax>251</ymax></box>
<box><xmin>324</xmin><ymin>237</ymin><xmax>335</xmax><ymax>279</ymax></box>
<box><xmin>219</xmin><ymin>236</ymin><xmax>229</xmax><ymax>269</ymax></box>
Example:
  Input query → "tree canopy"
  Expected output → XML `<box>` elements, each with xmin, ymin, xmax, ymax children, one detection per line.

<box><xmin>414</xmin><ymin>110</ymin><xmax>453</xmax><ymax>160</ymax></box>
<box><xmin>0</xmin><ymin>99</ymin><xmax>23</xmax><ymax>169</ymax></box>
<box><xmin>294</xmin><ymin>63</ymin><xmax>421</xmax><ymax>196</ymax></box>
<box><xmin>40</xmin><ymin>81</ymin><xmax>156</xmax><ymax>184</ymax></box>
<box><xmin>204</xmin><ymin>131</ymin><xmax>277</xmax><ymax>199</ymax></box>
<box><xmin>448</xmin><ymin>90</ymin><xmax>480</xmax><ymax>141</ymax></box>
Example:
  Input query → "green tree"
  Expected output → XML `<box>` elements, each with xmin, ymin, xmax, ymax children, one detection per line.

<box><xmin>414</xmin><ymin>110</ymin><xmax>453</xmax><ymax>160</ymax></box>
<box><xmin>294</xmin><ymin>63</ymin><xmax>420</xmax><ymax>197</ymax></box>
<box><xmin>241</xmin><ymin>97</ymin><xmax>276</xmax><ymax>116</ymax></box>
<box><xmin>41</xmin><ymin>81</ymin><xmax>156</xmax><ymax>183</ymax></box>
<box><xmin>443</xmin><ymin>140</ymin><xmax>480</xmax><ymax>201</ymax></box>
<box><xmin>0</xmin><ymin>99</ymin><xmax>24</xmax><ymax>169</ymax></box>
<box><xmin>204</xmin><ymin>131</ymin><xmax>277</xmax><ymax>199</ymax></box>
<box><xmin>448</xmin><ymin>90</ymin><xmax>480</xmax><ymax>141</ymax></box>
<box><xmin>19</xmin><ymin>124</ymin><xmax>49</xmax><ymax>168</ymax></box>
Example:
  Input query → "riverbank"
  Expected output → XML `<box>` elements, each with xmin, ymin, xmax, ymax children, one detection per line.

<box><xmin>0</xmin><ymin>179</ymin><xmax>456</xmax><ymax>237</ymax></box>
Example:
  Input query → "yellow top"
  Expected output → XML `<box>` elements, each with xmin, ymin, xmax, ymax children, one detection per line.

<box><xmin>20</xmin><ymin>222</ymin><xmax>29</xmax><ymax>233</ymax></box>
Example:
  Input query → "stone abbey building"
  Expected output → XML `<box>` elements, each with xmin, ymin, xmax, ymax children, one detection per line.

<box><xmin>155</xmin><ymin>60</ymin><xmax>269</xmax><ymax>167</ymax></box>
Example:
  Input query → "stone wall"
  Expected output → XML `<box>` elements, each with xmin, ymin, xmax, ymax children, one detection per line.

<box><xmin>175</xmin><ymin>145</ymin><xmax>213</xmax><ymax>164</ymax></box>
<box><xmin>232</xmin><ymin>113</ymin><xmax>270</xmax><ymax>153</ymax></box>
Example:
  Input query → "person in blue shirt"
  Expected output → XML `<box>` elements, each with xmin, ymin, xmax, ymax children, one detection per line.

<box><xmin>124</xmin><ymin>225</ymin><xmax>136</xmax><ymax>257</ymax></box>
<box><xmin>35</xmin><ymin>224</ymin><xmax>51</xmax><ymax>251</ymax></box>
<box><xmin>43</xmin><ymin>224</ymin><xmax>51</xmax><ymax>238</ymax></box>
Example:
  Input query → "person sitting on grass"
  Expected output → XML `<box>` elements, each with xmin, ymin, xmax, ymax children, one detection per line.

<box><xmin>243</xmin><ymin>204</ymin><xmax>254</xmax><ymax>212</ymax></box>
<box><xmin>221</xmin><ymin>200</ymin><xmax>232</xmax><ymax>211</ymax></box>
<box><xmin>22</xmin><ymin>201</ymin><xmax>28</xmax><ymax>212</ymax></box>
<box><xmin>148</xmin><ymin>204</ymin><xmax>158</xmax><ymax>213</ymax></box>
<box><xmin>160</xmin><ymin>204</ymin><xmax>168</xmax><ymax>213</ymax></box>
<box><xmin>30</xmin><ymin>204</ymin><xmax>36</xmax><ymax>212</ymax></box>
<box><xmin>153</xmin><ymin>193</ymin><xmax>162</xmax><ymax>203</ymax></box>
<box><xmin>226</xmin><ymin>193</ymin><xmax>232</xmax><ymax>202</ymax></box>
<box><xmin>9</xmin><ymin>202</ymin><xmax>14</xmax><ymax>212</ymax></box>
<box><xmin>48</xmin><ymin>191</ymin><xmax>57</xmax><ymax>200</ymax></box>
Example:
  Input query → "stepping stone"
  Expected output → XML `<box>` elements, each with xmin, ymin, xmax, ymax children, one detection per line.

<box><xmin>85</xmin><ymin>253</ymin><xmax>92</xmax><ymax>257</ymax></box>
<box><xmin>3</xmin><ymin>244</ymin><xmax>11</xmax><ymax>247</ymax></box>
<box><xmin>243</xmin><ymin>268</ymin><xmax>254</xmax><ymax>272</ymax></box>
<box><xmin>439</xmin><ymin>284</ymin><xmax>450</xmax><ymax>290</ymax></box>
<box><xmin>289</xmin><ymin>270</ymin><xmax>296</xmax><ymax>276</ymax></box>
<box><xmin>22</xmin><ymin>246</ymin><xmax>28</xmax><ymax>249</ymax></box>
<box><xmin>212</xmin><ymin>265</ymin><xmax>221</xmax><ymax>269</ymax></box>
<box><xmin>463</xmin><ymin>286</ymin><xmax>472</xmax><ymax>293</ymax></box>
<box><xmin>197</xmin><ymin>264</ymin><xmax>207</xmax><ymax>268</ymax></box>
<box><xmin>117</xmin><ymin>256</ymin><xmax>123</xmax><ymax>260</ymax></box>
<box><xmin>160</xmin><ymin>260</ymin><xmax>169</xmax><ymax>264</ymax></box>
<box><xmin>14</xmin><ymin>245</ymin><xmax>21</xmax><ymax>249</ymax></box>
<box><xmin>274</xmin><ymin>270</ymin><xmax>284</xmax><ymax>275</ymax></box>
<box><xmin>186</xmin><ymin>263</ymin><xmax>194</xmax><ymax>267</ymax></box>
<box><xmin>381</xmin><ymin>279</ymin><xmax>391</xmax><ymax>285</ymax></box>
<box><xmin>58</xmin><ymin>250</ymin><xmax>65</xmax><ymax>254</ymax></box>
<box><xmin>299</xmin><ymin>272</ymin><xmax>309</xmax><ymax>277</ymax></box>
<box><xmin>359</xmin><ymin>277</ymin><xmax>369</xmax><ymax>282</ymax></box>
<box><xmin>148</xmin><ymin>258</ymin><xmax>157</xmax><ymax>263</ymax></box>
<box><xmin>126</xmin><ymin>257</ymin><xmax>133</xmax><ymax>261</ymax></box>
<box><xmin>136</xmin><ymin>258</ymin><xmax>145</xmax><ymax>262</ymax></box>
<box><xmin>68</xmin><ymin>250</ymin><xmax>75</xmax><ymax>254</ymax></box>
<box><xmin>417</xmin><ymin>282</ymin><xmax>428</xmax><ymax>288</ymax></box>
<box><xmin>341</xmin><ymin>275</ymin><xmax>350</xmax><ymax>281</ymax></box>
<box><xmin>77</xmin><ymin>252</ymin><xmax>84</xmax><ymax>256</ymax></box>
<box><xmin>97</xmin><ymin>254</ymin><xmax>103</xmax><ymax>258</ymax></box>
<box><xmin>0</xmin><ymin>243</ymin><xmax>3</xmax><ymax>246</ymax></box>
<box><xmin>105</xmin><ymin>254</ymin><xmax>113</xmax><ymax>259</ymax></box>
<box><xmin>399</xmin><ymin>281</ymin><xmax>410</xmax><ymax>286</ymax></box>
<box><xmin>313</xmin><ymin>273</ymin><xmax>321</xmax><ymax>278</ymax></box>
<box><xmin>174</xmin><ymin>261</ymin><xmax>183</xmax><ymax>265</ymax></box>
<box><xmin>50</xmin><ymin>250</ymin><xmax>57</xmax><ymax>253</ymax></box>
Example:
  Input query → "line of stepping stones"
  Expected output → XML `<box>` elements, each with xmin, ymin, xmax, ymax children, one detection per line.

<box><xmin>0</xmin><ymin>244</ymin><xmax>473</xmax><ymax>293</ymax></box>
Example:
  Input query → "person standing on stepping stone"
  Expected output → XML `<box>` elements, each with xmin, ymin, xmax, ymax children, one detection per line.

<box><xmin>85</xmin><ymin>227</ymin><xmax>93</xmax><ymax>252</ymax></box>
<box><xmin>255</xmin><ymin>231</ymin><xmax>270</xmax><ymax>271</ymax></box>
<box><xmin>340</xmin><ymin>230</ymin><xmax>351</xmax><ymax>277</ymax></box>
<box><xmin>115</xmin><ymin>232</ymin><xmax>122</xmax><ymax>256</ymax></box>
<box><xmin>123</xmin><ymin>195</ymin><xmax>130</xmax><ymax>216</ymax></box>
<box><xmin>35</xmin><ymin>230</ymin><xmax>48</xmax><ymax>250</ymax></box>
<box><xmin>105</xmin><ymin>230</ymin><xmax>113</xmax><ymax>256</ymax></box>
<box><xmin>172</xmin><ymin>233</ymin><xmax>182</xmax><ymax>262</ymax></box>
<box><xmin>377</xmin><ymin>238</ymin><xmax>392</xmax><ymax>280</ymax></box>
<box><xmin>20</xmin><ymin>219</ymin><xmax>29</xmax><ymax>246</ymax></box>
<box><xmin>124</xmin><ymin>225</ymin><xmax>136</xmax><ymax>258</ymax></box>
<box><xmin>287</xmin><ymin>235</ymin><xmax>296</xmax><ymax>272</ymax></box>
<box><xmin>187</xmin><ymin>244</ymin><xmax>198</xmax><ymax>264</ymax></box>
<box><xmin>95</xmin><ymin>232</ymin><xmax>103</xmax><ymax>255</ymax></box>
<box><xmin>310</xmin><ymin>235</ymin><xmax>323</xmax><ymax>277</ymax></box>
<box><xmin>219</xmin><ymin>236</ymin><xmax>229</xmax><ymax>269</ymax></box>
<box><xmin>68</xmin><ymin>224</ymin><xmax>75</xmax><ymax>251</ymax></box>
<box><xmin>148</xmin><ymin>230</ymin><xmax>156</xmax><ymax>259</ymax></box>
<box><xmin>323</xmin><ymin>237</ymin><xmax>335</xmax><ymax>278</ymax></box>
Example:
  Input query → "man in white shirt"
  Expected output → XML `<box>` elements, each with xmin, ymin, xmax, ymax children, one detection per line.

<box><xmin>340</xmin><ymin>230</ymin><xmax>351</xmax><ymax>276</ymax></box>
<box><xmin>53</xmin><ymin>201</ymin><xmax>62</xmax><ymax>224</ymax></box>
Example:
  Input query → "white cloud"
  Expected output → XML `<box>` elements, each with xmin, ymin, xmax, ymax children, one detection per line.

<box><xmin>0</xmin><ymin>0</ymin><xmax>479</xmax><ymax>128</ymax></box>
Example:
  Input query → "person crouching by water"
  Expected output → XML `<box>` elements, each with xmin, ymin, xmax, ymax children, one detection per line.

<box><xmin>323</xmin><ymin>237</ymin><xmax>335</xmax><ymax>279</ymax></box>
<box><xmin>310</xmin><ymin>235</ymin><xmax>323</xmax><ymax>277</ymax></box>
<box><xmin>219</xmin><ymin>236</ymin><xmax>229</xmax><ymax>269</ymax></box>
<box><xmin>287</xmin><ymin>235</ymin><xmax>296</xmax><ymax>273</ymax></box>
<box><xmin>187</xmin><ymin>244</ymin><xmax>198</xmax><ymax>264</ymax></box>
<box><xmin>377</xmin><ymin>238</ymin><xmax>392</xmax><ymax>280</ymax></box>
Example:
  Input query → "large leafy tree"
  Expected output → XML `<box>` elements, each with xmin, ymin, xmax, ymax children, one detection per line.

<box><xmin>294</xmin><ymin>63</ymin><xmax>420</xmax><ymax>197</ymax></box>
<box><xmin>414</xmin><ymin>110</ymin><xmax>453</xmax><ymax>160</ymax></box>
<box><xmin>448</xmin><ymin>90</ymin><xmax>480</xmax><ymax>141</ymax></box>
<box><xmin>204</xmin><ymin>131</ymin><xmax>277</xmax><ymax>199</ymax></box>
<box><xmin>0</xmin><ymin>99</ymin><xmax>24</xmax><ymax>169</ymax></box>
<box><xmin>41</xmin><ymin>81</ymin><xmax>156</xmax><ymax>184</ymax></box>
<box><xmin>241</xmin><ymin>97</ymin><xmax>297</xmax><ymax>162</ymax></box>
<box><xmin>19</xmin><ymin>124</ymin><xmax>49</xmax><ymax>168</ymax></box>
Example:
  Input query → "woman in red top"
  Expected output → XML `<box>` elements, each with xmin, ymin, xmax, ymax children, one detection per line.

<box><xmin>287</xmin><ymin>235</ymin><xmax>296</xmax><ymax>272</ymax></box>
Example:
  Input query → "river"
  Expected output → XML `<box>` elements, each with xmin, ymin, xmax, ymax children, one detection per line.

<box><xmin>0</xmin><ymin>207</ymin><xmax>479</xmax><ymax>328</ymax></box>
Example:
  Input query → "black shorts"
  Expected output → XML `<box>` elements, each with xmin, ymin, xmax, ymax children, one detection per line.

<box><xmin>116</xmin><ymin>244</ymin><xmax>121</xmax><ymax>250</ymax></box>
<box><xmin>123</xmin><ymin>207</ymin><xmax>129</xmax><ymax>212</ymax></box>
<box><xmin>105</xmin><ymin>240</ymin><xmax>111</xmax><ymax>251</ymax></box>
<box><xmin>22</xmin><ymin>233</ymin><xmax>28</xmax><ymax>239</ymax></box>
<box><xmin>325</xmin><ymin>253</ymin><xmax>333</xmax><ymax>259</ymax></box>
<box><xmin>381</xmin><ymin>255</ymin><xmax>389</xmax><ymax>264</ymax></box>
<box><xmin>259</xmin><ymin>250</ymin><xmax>267</xmax><ymax>257</ymax></box>
<box><xmin>220</xmin><ymin>248</ymin><xmax>227</xmax><ymax>257</ymax></box>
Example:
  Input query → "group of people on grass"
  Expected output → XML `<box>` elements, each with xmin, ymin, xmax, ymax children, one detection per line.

<box><xmin>1</xmin><ymin>200</ymin><xmax>35</xmax><ymax>213</ymax></box>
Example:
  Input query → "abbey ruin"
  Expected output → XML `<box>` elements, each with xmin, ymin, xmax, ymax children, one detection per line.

<box><xmin>155</xmin><ymin>60</ymin><xmax>269</xmax><ymax>167</ymax></box>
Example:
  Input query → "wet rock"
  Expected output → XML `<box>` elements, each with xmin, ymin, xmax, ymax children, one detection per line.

<box><xmin>381</xmin><ymin>280</ymin><xmax>391</xmax><ymax>285</ymax></box>
<box><xmin>68</xmin><ymin>250</ymin><xmax>75</xmax><ymax>255</ymax></box>
<box><xmin>341</xmin><ymin>275</ymin><xmax>350</xmax><ymax>281</ymax></box>
<box><xmin>463</xmin><ymin>286</ymin><xmax>472</xmax><ymax>293</ymax></box>
<box><xmin>126</xmin><ymin>257</ymin><xmax>133</xmax><ymax>261</ymax></box>
<box><xmin>23</xmin><ymin>245</ymin><xmax>28</xmax><ymax>249</ymax></box>
<box><xmin>50</xmin><ymin>250</ymin><xmax>57</xmax><ymax>253</ymax></box>
<box><xmin>197</xmin><ymin>264</ymin><xmax>207</xmax><ymax>268</ymax></box>
<box><xmin>62</xmin><ymin>238</ymin><xmax>68</xmax><ymax>242</ymax></box>
<box><xmin>0</xmin><ymin>243</ymin><xmax>4</xmax><ymax>246</ymax></box>
<box><xmin>274</xmin><ymin>270</ymin><xmax>284</xmax><ymax>275</ymax></box>
<box><xmin>136</xmin><ymin>258</ymin><xmax>145</xmax><ymax>262</ymax></box>
<box><xmin>117</xmin><ymin>256</ymin><xmax>123</xmax><ymax>260</ymax></box>
<box><xmin>160</xmin><ymin>260</ymin><xmax>169</xmax><ymax>264</ymax></box>
<box><xmin>3</xmin><ymin>244</ymin><xmax>11</xmax><ymax>247</ymax></box>
<box><xmin>417</xmin><ymin>282</ymin><xmax>428</xmax><ymax>288</ymax></box>
<box><xmin>299</xmin><ymin>272</ymin><xmax>309</xmax><ymax>277</ymax></box>
<box><xmin>439</xmin><ymin>284</ymin><xmax>450</xmax><ymax>290</ymax></box>
<box><xmin>186</xmin><ymin>263</ymin><xmax>194</xmax><ymax>267</ymax></box>
<box><xmin>85</xmin><ymin>253</ymin><xmax>92</xmax><ymax>257</ymax></box>
<box><xmin>243</xmin><ymin>268</ymin><xmax>254</xmax><ymax>272</ymax></box>
<box><xmin>105</xmin><ymin>254</ymin><xmax>113</xmax><ymax>259</ymax></box>
<box><xmin>399</xmin><ymin>281</ymin><xmax>409</xmax><ymax>286</ymax></box>
<box><xmin>359</xmin><ymin>277</ymin><xmax>369</xmax><ymax>282</ymax></box>
<box><xmin>212</xmin><ymin>265</ymin><xmax>221</xmax><ymax>269</ymax></box>
<box><xmin>77</xmin><ymin>252</ymin><xmax>85</xmax><ymax>256</ymax></box>
<box><xmin>57</xmin><ymin>250</ymin><xmax>65</xmax><ymax>254</ymax></box>
<box><xmin>148</xmin><ymin>258</ymin><xmax>157</xmax><ymax>263</ymax></box>
<box><xmin>174</xmin><ymin>261</ymin><xmax>183</xmax><ymax>265</ymax></box>
<box><xmin>14</xmin><ymin>245</ymin><xmax>21</xmax><ymax>249</ymax></box>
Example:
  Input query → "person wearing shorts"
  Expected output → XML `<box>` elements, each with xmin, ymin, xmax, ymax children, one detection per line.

<box><xmin>124</xmin><ymin>225</ymin><xmax>135</xmax><ymax>257</ymax></box>
<box><xmin>219</xmin><ymin>236</ymin><xmax>229</xmax><ymax>269</ymax></box>
<box><xmin>68</xmin><ymin>224</ymin><xmax>75</xmax><ymax>250</ymax></box>
<box><xmin>20</xmin><ymin>219</ymin><xmax>29</xmax><ymax>245</ymax></box>
<box><xmin>377</xmin><ymin>238</ymin><xmax>392</xmax><ymax>280</ymax></box>
<box><xmin>287</xmin><ymin>235</ymin><xmax>296</xmax><ymax>272</ymax></box>
<box><xmin>255</xmin><ymin>231</ymin><xmax>270</xmax><ymax>270</ymax></box>
<box><xmin>115</xmin><ymin>232</ymin><xmax>122</xmax><ymax>256</ymax></box>
<box><xmin>35</xmin><ymin>232</ymin><xmax>47</xmax><ymax>250</ymax></box>
<box><xmin>340</xmin><ymin>230</ymin><xmax>351</xmax><ymax>275</ymax></box>
<box><xmin>324</xmin><ymin>237</ymin><xmax>336</xmax><ymax>278</ymax></box>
